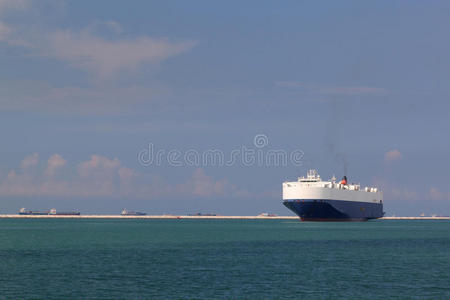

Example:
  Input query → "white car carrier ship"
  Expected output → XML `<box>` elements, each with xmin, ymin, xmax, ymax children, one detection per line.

<box><xmin>283</xmin><ymin>170</ymin><xmax>384</xmax><ymax>221</ymax></box>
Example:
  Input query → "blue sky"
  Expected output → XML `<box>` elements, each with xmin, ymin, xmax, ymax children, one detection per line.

<box><xmin>0</xmin><ymin>0</ymin><xmax>449</xmax><ymax>215</ymax></box>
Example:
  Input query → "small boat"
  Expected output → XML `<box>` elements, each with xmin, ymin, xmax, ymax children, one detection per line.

<box><xmin>258</xmin><ymin>213</ymin><xmax>278</xmax><ymax>217</ymax></box>
<box><xmin>121</xmin><ymin>209</ymin><xmax>146</xmax><ymax>216</ymax></box>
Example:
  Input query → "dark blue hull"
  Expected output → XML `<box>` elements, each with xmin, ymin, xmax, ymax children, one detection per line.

<box><xmin>283</xmin><ymin>199</ymin><xmax>383</xmax><ymax>221</ymax></box>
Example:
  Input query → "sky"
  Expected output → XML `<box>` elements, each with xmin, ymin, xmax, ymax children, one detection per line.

<box><xmin>0</xmin><ymin>0</ymin><xmax>449</xmax><ymax>216</ymax></box>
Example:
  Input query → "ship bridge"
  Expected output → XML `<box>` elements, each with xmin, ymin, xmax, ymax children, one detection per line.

<box><xmin>298</xmin><ymin>169</ymin><xmax>321</xmax><ymax>182</ymax></box>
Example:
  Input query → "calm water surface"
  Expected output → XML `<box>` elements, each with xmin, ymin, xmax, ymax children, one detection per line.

<box><xmin>0</xmin><ymin>219</ymin><xmax>449</xmax><ymax>299</ymax></box>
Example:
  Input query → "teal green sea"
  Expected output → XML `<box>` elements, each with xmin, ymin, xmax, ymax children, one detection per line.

<box><xmin>0</xmin><ymin>219</ymin><xmax>449</xmax><ymax>299</ymax></box>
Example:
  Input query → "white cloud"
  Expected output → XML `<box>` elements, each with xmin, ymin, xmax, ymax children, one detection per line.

<box><xmin>176</xmin><ymin>168</ymin><xmax>236</xmax><ymax>197</ymax></box>
<box><xmin>0</xmin><ymin>0</ymin><xmax>196</xmax><ymax>113</ymax></box>
<box><xmin>384</xmin><ymin>149</ymin><xmax>403</xmax><ymax>163</ymax></box>
<box><xmin>76</xmin><ymin>155</ymin><xmax>125</xmax><ymax>195</ymax></box>
<box><xmin>42</xmin><ymin>29</ymin><xmax>196</xmax><ymax>78</ymax></box>
<box><xmin>372</xmin><ymin>178</ymin><xmax>450</xmax><ymax>204</ymax></box>
<box><xmin>371</xmin><ymin>178</ymin><xmax>419</xmax><ymax>202</ymax></box>
<box><xmin>0</xmin><ymin>0</ymin><xmax>29</xmax><ymax>42</ymax></box>
<box><xmin>428</xmin><ymin>187</ymin><xmax>450</xmax><ymax>201</ymax></box>
<box><xmin>21</xmin><ymin>153</ymin><xmax>39</xmax><ymax>169</ymax></box>
<box><xmin>118</xmin><ymin>166</ymin><xmax>135</xmax><ymax>181</ymax></box>
<box><xmin>0</xmin><ymin>155</ymin><xmax>254</xmax><ymax>199</ymax></box>
<box><xmin>276</xmin><ymin>82</ymin><xmax>386</xmax><ymax>95</ymax></box>
<box><xmin>0</xmin><ymin>1</ymin><xmax>196</xmax><ymax>78</ymax></box>
<box><xmin>390</xmin><ymin>187</ymin><xmax>418</xmax><ymax>201</ymax></box>
<box><xmin>0</xmin><ymin>154</ymin><xmax>122</xmax><ymax>197</ymax></box>
<box><xmin>7</xmin><ymin>169</ymin><xmax>16</xmax><ymax>180</ymax></box>
<box><xmin>77</xmin><ymin>154</ymin><xmax>121</xmax><ymax>177</ymax></box>
<box><xmin>45</xmin><ymin>154</ymin><xmax>66</xmax><ymax>176</ymax></box>
<box><xmin>0</xmin><ymin>21</ymin><xmax>11</xmax><ymax>40</ymax></box>
<box><xmin>0</xmin><ymin>19</ymin><xmax>194</xmax><ymax>112</ymax></box>
<box><xmin>428</xmin><ymin>187</ymin><xmax>441</xmax><ymax>200</ymax></box>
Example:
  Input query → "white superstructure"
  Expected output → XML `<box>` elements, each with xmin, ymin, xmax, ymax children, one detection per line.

<box><xmin>282</xmin><ymin>170</ymin><xmax>382</xmax><ymax>204</ymax></box>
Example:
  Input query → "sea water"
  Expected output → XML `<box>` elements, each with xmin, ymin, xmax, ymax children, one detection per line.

<box><xmin>0</xmin><ymin>219</ymin><xmax>449</xmax><ymax>299</ymax></box>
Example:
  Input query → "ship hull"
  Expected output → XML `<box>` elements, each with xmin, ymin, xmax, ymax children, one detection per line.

<box><xmin>283</xmin><ymin>199</ymin><xmax>383</xmax><ymax>221</ymax></box>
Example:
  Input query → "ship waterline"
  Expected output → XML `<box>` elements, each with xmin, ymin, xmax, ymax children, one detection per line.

<box><xmin>283</xmin><ymin>199</ymin><xmax>383</xmax><ymax>221</ymax></box>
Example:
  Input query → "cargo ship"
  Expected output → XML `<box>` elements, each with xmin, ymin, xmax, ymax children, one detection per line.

<box><xmin>283</xmin><ymin>170</ymin><xmax>383</xmax><ymax>221</ymax></box>
<box><xmin>49</xmin><ymin>208</ymin><xmax>80</xmax><ymax>216</ymax></box>
<box><xmin>121</xmin><ymin>209</ymin><xmax>147</xmax><ymax>216</ymax></box>
<box><xmin>18</xmin><ymin>208</ymin><xmax>49</xmax><ymax>215</ymax></box>
<box><xmin>188</xmin><ymin>213</ymin><xmax>217</xmax><ymax>216</ymax></box>
<box><xmin>18</xmin><ymin>208</ymin><xmax>80</xmax><ymax>215</ymax></box>
<box><xmin>258</xmin><ymin>213</ymin><xmax>278</xmax><ymax>217</ymax></box>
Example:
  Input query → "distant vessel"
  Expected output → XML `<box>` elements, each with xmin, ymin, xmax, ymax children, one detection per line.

<box><xmin>188</xmin><ymin>213</ymin><xmax>217</xmax><ymax>216</ymax></box>
<box><xmin>258</xmin><ymin>213</ymin><xmax>278</xmax><ymax>217</ymax></box>
<box><xmin>121</xmin><ymin>209</ymin><xmax>147</xmax><ymax>216</ymax></box>
<box><xmin>18</xmin><ymin>208</ymin><xmax>80</xmax><ymax>215</ymax></box>
<box><xmin>283</xmin><ymin>170</ymin><xmax>383</xmax><ymax>221</ymax></box>
<box><xmin>49</xmin><ymin>208</ymin><xmax>80</xmax><ymax>216</ymax></box>
<box><xmin>18</xmin><ymin>208</ymin><xmax>49</xmax><ymax>215</ymax></box>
